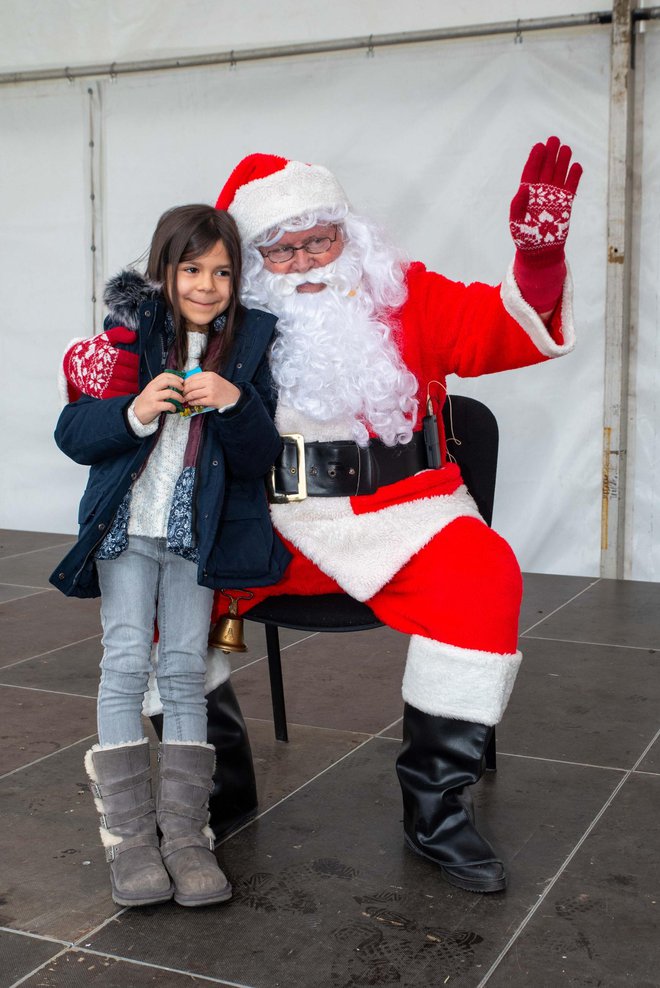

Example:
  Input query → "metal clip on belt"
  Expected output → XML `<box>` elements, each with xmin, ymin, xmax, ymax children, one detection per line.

<box><xmin>268</xmin><ymin>432</ymin><xmax>428</xmax><ymax>503</ymax></box>
<box><xmin>269</xmin><ymin>434</ymin><xmax>308</xmax><ymax>503</ymax></box>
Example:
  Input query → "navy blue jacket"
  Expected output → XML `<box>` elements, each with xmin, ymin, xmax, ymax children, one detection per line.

<box><xmin>50</xmin><ymin>278</ymin><xmax>291</xmax><ymax>598</ymax></box>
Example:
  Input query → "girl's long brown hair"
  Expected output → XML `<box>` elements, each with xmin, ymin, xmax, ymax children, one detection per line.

<box><xmin>146</xmin><ymin>204</ymin><xmax>243</xmax><ymax>370</ymax></box>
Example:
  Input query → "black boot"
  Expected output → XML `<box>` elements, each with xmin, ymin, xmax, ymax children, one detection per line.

<box><xmin>396</xmin><ymin>704</ymin><xmax>506</xmax><ymax>893</ymax></box>
<box><xmin>150</xmin><ymin>680</ymin><xmax>258</xmax><ymax>841</ymax></box>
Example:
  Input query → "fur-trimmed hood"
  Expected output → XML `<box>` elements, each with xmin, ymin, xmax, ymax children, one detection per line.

<box><xmin>103</xmin><ymin>269</ymin><xmax>162</xmax><ymax>331</ymax></box>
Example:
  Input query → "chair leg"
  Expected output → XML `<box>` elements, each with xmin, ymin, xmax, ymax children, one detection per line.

<box><xmin>485</xmin><ymin>726</ymin><xmax>497</xmax><ymax>772</ymax></box>
<box><xmin>265</xmin><ymin>623</ymin><xmax>289</xmax><ymax>743</ymax></box>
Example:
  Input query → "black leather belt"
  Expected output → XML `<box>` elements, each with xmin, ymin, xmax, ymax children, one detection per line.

<box><xmin>268</xmin><ymin>431</ymin><xmax>428</xmax><ymax>502</ymax></box>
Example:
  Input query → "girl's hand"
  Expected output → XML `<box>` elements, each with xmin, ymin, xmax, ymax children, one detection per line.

<box><xmin>133</xmin><ymin>372</ymin><xmax>184</xmax><ymax>424</ymax></box>
<box><xmin>182</xmin><ymin>371</ymin><xmax>240</xmax><ymax>410</ymax></box>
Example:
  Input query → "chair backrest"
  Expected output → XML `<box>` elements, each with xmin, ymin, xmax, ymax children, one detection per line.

<box><xmin>441</xmin><ymin>395</ymin><xmax>498</xmax><ymax>526</ymax></box>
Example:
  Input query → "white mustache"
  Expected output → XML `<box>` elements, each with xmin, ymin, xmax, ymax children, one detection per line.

<box><xmin>266</xmin><ymin>260</ymin><xmax>343</xmax><ymax>297</ymax></box>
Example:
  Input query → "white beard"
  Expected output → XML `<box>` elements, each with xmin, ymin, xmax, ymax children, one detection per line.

<box><xmin>245</xmin><ymin>246</ymin><xmax>419</xmax><ymax>447</ymax></box>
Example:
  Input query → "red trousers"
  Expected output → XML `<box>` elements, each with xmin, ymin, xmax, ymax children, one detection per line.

<box><xmin>213</xmin><ymin>516</ymin><xmax>522</xmax><ymax>656</ymax></box>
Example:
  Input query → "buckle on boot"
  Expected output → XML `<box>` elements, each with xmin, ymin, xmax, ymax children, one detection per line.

<box><xmin>105</xmin><ymin>846</ymin><xmax>116</xmax><ymax>863</ymax></box>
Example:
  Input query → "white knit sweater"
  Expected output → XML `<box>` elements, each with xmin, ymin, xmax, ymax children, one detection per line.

<box><xmin>127</xmin><ymin>333</ymin><xmax>206</xmax><ymax>538</ymax></box>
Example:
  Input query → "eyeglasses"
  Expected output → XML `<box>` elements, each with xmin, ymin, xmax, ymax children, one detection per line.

<box><xmin>259</xmin><ymin>227</ymin><xmax>338</xmax><ymax>264</ymax></box>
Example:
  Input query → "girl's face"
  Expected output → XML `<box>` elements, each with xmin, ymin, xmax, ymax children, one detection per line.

<box><xmin>173</xmin><ymin>240</ymin><xmax>233</xmax><ymax>331</ymax></box>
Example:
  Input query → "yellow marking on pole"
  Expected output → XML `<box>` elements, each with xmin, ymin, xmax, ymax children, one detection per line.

<box><xmin>601</xmin><ymin>427</ymin><xmax>611</xmax><ymax>551</ymax></box>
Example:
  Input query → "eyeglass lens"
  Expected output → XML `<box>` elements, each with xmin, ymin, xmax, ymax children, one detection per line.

<box><xmin>263</xmin><ymin>228</ymin><xmax>337</xmax><ymax>263</ymax></box>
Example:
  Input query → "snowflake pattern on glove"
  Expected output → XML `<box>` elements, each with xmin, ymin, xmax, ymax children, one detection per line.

<box><xmin>68</xmin><ymin>335</ymin><xmax>119</xmax><ymax>398</ymax></box>
<box><xmin>509</xmin><ymin>183</ymin><xmax>575</xmax><ymax>253</ymax></box>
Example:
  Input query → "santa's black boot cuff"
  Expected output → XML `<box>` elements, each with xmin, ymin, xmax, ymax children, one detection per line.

<box><xmin>396</xmin><ymin>704</ymin><xmax>506</xmax><ymax>893</ymax></box>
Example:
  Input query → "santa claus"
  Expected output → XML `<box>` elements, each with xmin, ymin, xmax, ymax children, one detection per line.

<box><xmin>61</xmin><ymin>137</ymin><xmax>581</xmax><ymax>893</ymax></box>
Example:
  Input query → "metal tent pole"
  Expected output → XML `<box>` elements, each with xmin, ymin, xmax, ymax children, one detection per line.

<box><xmin>601</xmin><ymin>0</ymin><xmax>636</xmax><ymax>578</ymax></box>
<box><xmin>0</xmin><ymin>12</ymin><xmax>618</xmax><ymax>86</ymax></box>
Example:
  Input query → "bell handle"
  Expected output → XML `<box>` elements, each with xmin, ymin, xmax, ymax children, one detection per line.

<box><xmin>219</xmin><ymin>588</ymin><xmax>255</xmax><ymax>617</ymax></box>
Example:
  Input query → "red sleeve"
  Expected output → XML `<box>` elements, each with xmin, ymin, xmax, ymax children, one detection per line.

<box><xmin>398</xmin><ymin>262</ymin><xmax>572</xmax><ymax>384</ymax></box>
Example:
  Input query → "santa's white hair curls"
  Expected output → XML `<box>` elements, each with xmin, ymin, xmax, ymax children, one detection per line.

<box><xmin>241</xmin><ymin>206</ymin><xmax>419</xmax><ymax>447</ymax></box>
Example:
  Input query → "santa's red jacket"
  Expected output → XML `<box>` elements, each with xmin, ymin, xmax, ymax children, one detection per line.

<box><xmin>268</xmin><ymin>259</ymin><xmax>575</xmax><ymax>603</ymax></box>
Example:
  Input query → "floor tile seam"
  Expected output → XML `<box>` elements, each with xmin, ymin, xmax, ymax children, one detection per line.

<box><xmin>0</xmin><ymin>540</ymin><xmax>74</xmax><ymax>561</ymax></box>
<box><xmin>0</xmin><ymin>632</ymin><xmax>102</xmax><ymax>670</ymax></box>
<box><xmin>231</xmin><ymin>630</ymin><xmax>320</xmax><ymax>673</ymax></box>
<box><xmin>376</xmin><ymin>714</ymin><xmax>403</xmax><ymax>737</ymax></box>
<box><xmin>498</xmin><ymin>750</ymin><xmax>632</xmax><ymax>773</ymax></box>
<box><xmin>478</xmin><ymin>728</ymin><xmax>660</xmax><ymax>986</ymax></box>
<box><xmin>518</xmin><ymin>577</ymin><xmax>602</xmax><ymax>636</ymax></box>
<box><xmin>218</xmin><ymin>734</ymin><xmax>375</xmax><ymax>845</ymax></box>
<box><xmin>0</xmin><ymin>584</ymin><xmax>52</xmax><ymax>596</ymax></box>
<box><xmin>521</xmin><ymin>632</ymin><xmax>660</xmax><ymax>651</ymax></box>
<box><xmin>0</xmin><ymin>925</ymin><xmax>70</xmax><ymax>947</ymax></box>
<box><xmin>631</xmin><ymin>723</ymin><xmax>660</xmax><ymax>770</ymax></box>
<box><xmin>8</xmin><ymin>945</ymin><xmax>71</xmax><ymax>988</ymax></box>
<box><xmin>242</xmin><ymin>714</ymin><xmax>375</xmax><ymax>740</ymax></box>
<box><xmin>477</xmin><ymin>767</ymin><xmax>632</xmax><ymax>987</ymax></box>
<box><xmin>70</xmin><ymin>907</ymin><xmax>130</xmax><ymax>949</ymax></box>
<box><xmin>68</xmin><ymin>947</ymin><xmax>252</xmax><ymax>986</ymax></box>
<box><xmin>502</xmin><ymin>727</ymin><xmax>660</xmax><ymax>777</ymax></box>
<box><xmin>0</xmin><ymin>733</ymin><xmax>97</xmax><ymax>781</ymax></box>
<box><xmin>0</xmin><ymin>681</ymin><xmax>96</xmax><ymax>701</ymax></box>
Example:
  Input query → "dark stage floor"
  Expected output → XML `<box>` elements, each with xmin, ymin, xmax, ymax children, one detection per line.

<box><xmin>1</xmin><ymin>529</ymin><xmax>659</xmax><ymax>987</ymax></box>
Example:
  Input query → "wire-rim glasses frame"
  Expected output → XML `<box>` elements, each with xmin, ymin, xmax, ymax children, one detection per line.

<box><xmin>259</xmin><ymin>226</ymin><xmax>339</xmax><ymax>264</ymax></box>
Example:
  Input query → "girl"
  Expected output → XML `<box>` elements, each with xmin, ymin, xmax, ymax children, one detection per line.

<box><xmin>52</xmin><ymin>205</ymin><xmax>289</xmax><ymax>908</ymax></box>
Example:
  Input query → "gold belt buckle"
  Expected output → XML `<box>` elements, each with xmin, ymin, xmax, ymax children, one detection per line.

<box><xmin>269</xmin><ymin>433</ymin><xmax>308</xmax><ymax>503</ymax></box>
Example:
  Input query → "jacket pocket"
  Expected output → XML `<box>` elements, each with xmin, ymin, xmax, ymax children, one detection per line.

<box><xmin>77</xmin><ymin>484</ymin><xmax>105</xmax><ymax>525</ymax></box>
<box><xmin>212</xmin><ymin>516</ymin><xmax>273</xmax><ymax>578</ymax></box>
<box><xmin>204</xmin><ymin>483</ymin><xmax>273</xmax><ymax>580</ymax></box>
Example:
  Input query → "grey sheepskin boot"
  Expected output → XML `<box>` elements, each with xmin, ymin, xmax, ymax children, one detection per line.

<box><xmin>84</xmin><ymin>738</ymin><xmax>173</xmax><ymax>907</ymax></box>
<box><xmin>157</xmin><ymin>742</ymin><xmax>232</xmax><ymax>907</ymax></box>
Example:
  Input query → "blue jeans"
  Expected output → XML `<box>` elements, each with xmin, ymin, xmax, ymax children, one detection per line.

<box><xmin>96</xmin><ymin>536</ymin><xmax>214</xmax><ymax>745</ymax></box>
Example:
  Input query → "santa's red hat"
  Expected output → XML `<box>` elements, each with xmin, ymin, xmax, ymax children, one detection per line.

<box><xmin>215</xmin><ymin>153</ymin><xmax>348</xmax><ymax>244</ymax></box>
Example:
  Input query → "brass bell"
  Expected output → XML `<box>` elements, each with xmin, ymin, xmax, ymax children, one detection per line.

<box><xmin>208</xmin><ymin>593</ymin><xmax>251</xmax><ymax>654</ymax></box>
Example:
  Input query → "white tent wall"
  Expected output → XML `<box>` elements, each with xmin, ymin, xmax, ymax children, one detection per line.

<box><xmin>0</xmin><ymin>1</ymin><xmax>608</xmax><ymax>75</ymax></box>
<box><xmin>0</xmin><ymin>5</ymin><xmax>656</xmax><ymax>582</ymax></box>
<box><xmin>1</xmin><ymin>81</ymin><xmax>92</xmax><ymax>537</ymax></box>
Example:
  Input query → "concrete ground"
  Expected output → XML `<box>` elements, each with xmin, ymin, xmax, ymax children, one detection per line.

<box><xmin>1</xmin><ymin>528</ymin><xmax>659</xmax><ymax>987</ymax></box>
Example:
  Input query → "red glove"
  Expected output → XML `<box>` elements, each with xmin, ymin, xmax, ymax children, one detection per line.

<box><xmin>62</xmin><ymin>326</ymin><xmax>139</xmax><ymax>403</ymax></box>
<box><xmin>509</xmin><ymin>136</ymin><xmax>583</xmax><ymax>314</ymax></box>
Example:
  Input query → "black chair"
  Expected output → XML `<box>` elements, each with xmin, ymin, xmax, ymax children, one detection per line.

<box><xmin>245</xmin><ymin>395</ymin><xmax>499</xmax><ymax>769</ymax></box>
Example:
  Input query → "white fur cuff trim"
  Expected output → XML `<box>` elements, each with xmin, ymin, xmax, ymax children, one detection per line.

<box><xmin>501</xmin><ymin>259</ymin><xmax>576</xmax><ymax>357</ymax></box>
<box><xmin>402</xmin><ymin>636</ymin><xmax>522</xmax><ymax>726</ymax></box>
<box><xmin>84</xmin><ymin>739</ymin><xmax>149</xmax><ymax>821</ymax></box>
<box><xmin>57</xmin><ymin>336</ymin><xmax>86</xmax><ymax>406</ymax></box>
<box><xmin>271</xmin><ymin>484</ymin><xmax>483</xmax><ymax>601</ymax></box>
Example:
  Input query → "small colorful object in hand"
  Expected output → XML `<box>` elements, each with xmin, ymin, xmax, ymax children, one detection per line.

<box><xmin>166</xmin><ymin>367</ymin><xmax>213</xmax><ymax>417</ymax></box>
